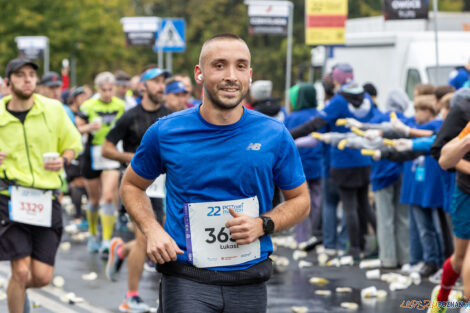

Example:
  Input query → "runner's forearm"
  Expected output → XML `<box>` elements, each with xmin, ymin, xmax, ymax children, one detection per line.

<box><xmin>440</xmin><ymin>136</ymin><xmax>470</xmax><ymax>170</ymax></box>
<box><xmin>120</xmin><ymin>168</ymin><xmax>161</xmax><ymax>236</ymax></box>
<box><xmin>61</xmin><ymin>149</ymin><xmax>75</xmax><ymax>161</ymax></box>
<box><xmin>455</xmin><ymin>159</ymin><xmax>470</xmax><ymax>175</ymax></box>
<box><xmin>102</xmin><ymin>140</ymin><xmax>134</xmax><ymax>164</ymax></box>
<box><xmin>263</xmin><ymin>182</ymin><xmax>309</xmax><ymax>233</ymax></box>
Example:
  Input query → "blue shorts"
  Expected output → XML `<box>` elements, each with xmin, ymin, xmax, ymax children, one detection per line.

<box><xmin>450</xmin><ymin>186</ymin><xmax>470</xmax><ymax>240</ymax></box>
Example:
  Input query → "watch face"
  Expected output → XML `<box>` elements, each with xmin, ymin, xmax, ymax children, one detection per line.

<box><xmin>265</xmin><ymin>218</ymin><xmax>274</xmax><ymax>234</ymax></box>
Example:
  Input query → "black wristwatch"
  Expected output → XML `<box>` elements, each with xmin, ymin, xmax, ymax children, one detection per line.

<box><xmin>259</xmin><ymin>216</ymin><xmax>275</xmax><ymax>236</ymax></box>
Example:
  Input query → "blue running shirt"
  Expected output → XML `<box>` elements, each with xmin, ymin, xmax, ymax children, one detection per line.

<box><xmin>131</xmin><ymin>105</ymin><xmax>306</xmax><ymax>271</ymax></box>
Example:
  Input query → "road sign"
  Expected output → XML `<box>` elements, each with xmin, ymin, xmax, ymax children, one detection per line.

<box><xmin>384</xmin><ymin>0</ymin><xmax>429</xmax><ymax>20</ymax></box>
<box><xmin>120</xmin><ymin>17</ymin><xmax>160</xmax><ymax>46</ymax></box>
<box><xmin>15</xmin><ymin>36</ymin><xmax>48</xmax><ymax>59</ymax></box>
<box><xmin>305</xmin><ymin>0</ymin><xmax>348</xmax><ymax>46</ymax></box>
<box><xmin>15</xmin><ymin>36</ymin><xmax>49</xmax><ymax>72</ymax></box>
<box><xmin>247</xmin><ymin>1</ymin><xmax>290</xmax><ymax>35</ymax></box>
<box><xmin>154</xmin><ymin>19</ymin><xmax>186</xmax><ymax>53</ymax></box>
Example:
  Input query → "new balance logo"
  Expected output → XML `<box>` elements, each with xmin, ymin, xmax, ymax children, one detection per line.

<box><xmin>247</xmin><ymin>143</ymin><xmax>261</xmax><ymax>151</ymax></box>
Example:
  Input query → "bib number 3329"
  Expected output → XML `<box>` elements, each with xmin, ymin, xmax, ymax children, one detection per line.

<box><xmin>184</xmin><ymin>196</ymin><xmax>261</xmax><ymax>268</ymax></box>
<box><xmin>10</xmin><ymin>186</ymin><xmax>52</xmax><ymax>227</ymax></box>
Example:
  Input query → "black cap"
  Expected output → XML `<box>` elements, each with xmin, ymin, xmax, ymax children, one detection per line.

<box><xmin>40</xmin><ymin>72</ymin><xmax>62</xmax><ymax>87</ymax></box>
<box><xmin>5</xmin><ymin>58</ymin><xmax>39</xmax><ymax>78</ymax></box>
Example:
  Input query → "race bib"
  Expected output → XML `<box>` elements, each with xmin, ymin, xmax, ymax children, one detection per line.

<box><xmin>10</xmin><ymin>186</ymin><xmax>52</xmax><ymax>227</ymax></box>
<box><xmin>184</xmin><ymin>196</ymin><xmax>260</xmax><ymax>268</ymax></box>
<box><xmin>146</xmin><ymin>174</ymin><xmax>166</xmax><ymax>198</ymax></box>
<box><xmin>91</xmin><ymin>145</ymin><xmax>120</xmax><ymax>171</ymax></box>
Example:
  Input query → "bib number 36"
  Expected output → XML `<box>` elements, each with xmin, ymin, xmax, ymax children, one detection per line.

<box><xmin>205</xmin><ymin>227</ymin><xmax>236</xmax><ymax>244</ymax></box>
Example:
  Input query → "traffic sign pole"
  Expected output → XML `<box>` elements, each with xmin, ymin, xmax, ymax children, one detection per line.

<box><xmin>158</xmin><ymin>47</ymin><xmax>164</xmax><ymax>69</ymax></box>
<box><xmin>44</xmin><ymin>38</ymin><xmax>49</xmax><ymax>74</ymax></box>
<box><xmin>285</xmin><ymin>2</ymin><xmax>293</xmax><ymax>112</ymax></box>
<box><xmin>166</xmin><ymin>52</ymin><xmax>172</xmax><ymax>73</ymax></box>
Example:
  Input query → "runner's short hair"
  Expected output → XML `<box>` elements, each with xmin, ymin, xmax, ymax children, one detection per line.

<box><xmin>94</xmin><ymin>72</ymin><xmax>115</xmax><ymax>88</ymax></box>
<box><xmin>199</xmin><ymin>33</ymin><xmax>248</xmax><ymax>65</ymax></box>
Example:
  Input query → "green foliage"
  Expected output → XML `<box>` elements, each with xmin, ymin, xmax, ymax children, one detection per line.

<box><xmin>0</xmin><ymin>0</ymin><xmax>466</xmax><ymax>94</ymax></box>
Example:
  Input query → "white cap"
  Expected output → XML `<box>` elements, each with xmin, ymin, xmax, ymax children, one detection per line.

<box><xmin>250</xmin><ymin>80</ymin><xmax>272</xmax><ymax>101</ymax></box>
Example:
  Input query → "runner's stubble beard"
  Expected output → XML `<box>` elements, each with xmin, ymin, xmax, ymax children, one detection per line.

<box><xmin>204</xmin><ymin>81</ymin><xmax>248</xmax><ymax>111</ymax></box>
<box><xmin>146</xmin><ymin>85</ymin><xmax>164</xmax><ymax>107</ymax></box>
<box><xmin>10</xmin><ymin>81</ymin><xmax>34</xmax><ymax>100</ymax></box>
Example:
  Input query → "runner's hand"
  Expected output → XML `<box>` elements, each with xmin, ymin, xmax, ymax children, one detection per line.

<box><xmin>88</xmin><ymin>121</ymin><xmax>102</xmax><ymax>132</ymax></box>
<box><xmin>0</xmin><ymin>151</ymin><xmax>7</xmax><ymax>165</ymax></box>
<box><xmin>226</xmin><ymin>208</ymin><xmax>264</xmax><ymax>245</ymax></box>
<box><xmin>146</xmin><ymin>228</ymin><xmax>183</xmax><ymax>264</ymax></box>
<box><xmin>44</xmin><ymin>157</ymin><xmax>64</xmax><ymax>171</ymax></box>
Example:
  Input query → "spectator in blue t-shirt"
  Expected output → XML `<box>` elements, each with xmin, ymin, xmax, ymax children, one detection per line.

<box><xmin>400</xmin><ymin>95</ymin><xmax>445</xmax><ymax>277</ymax></box>
<box><xmin>285</xmin><ymin>83</ymin><xmax>323</xmax><ymax>247</ymax></box>
<box><xmin>449</xmin><ymin>59</ymin><xmax>470</xmax><ymax>90</ymax></box>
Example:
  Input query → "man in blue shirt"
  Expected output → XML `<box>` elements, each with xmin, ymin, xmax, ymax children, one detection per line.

<box><xmin>120</xmin><ymin>33</ymin><xmax>310</xmax><ymax>313</ymax></box>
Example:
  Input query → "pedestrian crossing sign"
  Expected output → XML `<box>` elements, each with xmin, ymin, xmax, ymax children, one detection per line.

<box><xmin>154</xmin><ymin>18</ymin><xmax>186</xmax><ymax>52</ymax></box>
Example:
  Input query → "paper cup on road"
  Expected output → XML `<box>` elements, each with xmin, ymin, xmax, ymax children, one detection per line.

<box><xmin>366</xmin><ymin>269</ymin><xmax>380</xmax><ymax>280</ymax></box>
<box><xmin>43</xmin><ymin>152</ymin><xmax>60</xmax><ymax>163</ymax></box>
<box><xmin>81</xmin><ymin>272</ymin><xmax>97</xmax><ymax>281</ymax></box>
<box><xmin>340</xmin><ymin>256</ymin><xmax>354</xmax><ymax>266</ymax></box>
<box><xmin>52</xmin><ymin>276</ymin><xmax>65</xmax><ymax>288</ymax></box>
<box><xmin>341</xmin><ymin>302</ymin><xmax>358</xmax><ymax>311</ymax></box>
<box><xmin>317</xmin><ymin>253</ymin><xmax>328</xmax><ymax>266</ymax></box>
<box><xmin>291</xmin><ymin>306</ymin><xmax>308</xmax><ymax>313</ymax></box>
<box><xmin>410</xmin><ymin>272</ymin><xmax>421</xmax><ymax>285</ymax></box>
<box><xmin>361</xmin><ymin>286</ymin><xmax>377</xmax><ymax>298</ymax></box>
<box><xmin>315</xmin><ymin>290</ymin><xmax>332</xmax><ymax>296</ymax></box>
<box><xmin>359</xmin><ymin>259</ymin><xmax>381</xmax><ymax>269</ymax></box>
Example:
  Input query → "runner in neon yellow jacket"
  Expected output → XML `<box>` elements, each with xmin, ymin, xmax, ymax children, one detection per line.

<box><xmin>0</xmin><ymin>58</ymin><xmax>82</xmax><ymax>312</ymax></box>
<box><xmin>0</xmin><ymin>93</ymin><xmax>82</xmax><ymax>193</ymax></box>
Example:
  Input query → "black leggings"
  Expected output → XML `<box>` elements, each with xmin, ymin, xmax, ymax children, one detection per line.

<box><xmin>338</xmin><ymin>184</ymin><xmax>374</xmax><ymax>254</ymax></box>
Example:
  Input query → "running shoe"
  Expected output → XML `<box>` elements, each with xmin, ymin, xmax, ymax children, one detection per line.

<box><xmin>298</xmin><ymin>236</ymin><xmax>322</xmax><ymax>251</ymax></box>
<box><xmin>427</xmin><ymin>285</ymin><xmax>446</xmax><ymax>313</ymax></box>
<box><xmin>87</xmin><ymin>235</ymin><xmax>101</xmax><ymax>253</ymax></box>
<box><xmin>429</xmin><ymin>269</ymin><xmax>443</xmax><ymax>285</ymax></box>
<box><xmin>401</xmin><ymin>261</ymin><xmax>424</xmax><ymax>274</ymax></box>
<box><xmin>100</xmin><ymin>239</ymin><xmax>111</xmax><ymax>259</ymax></box>
<box><xmin>143</xmin><ymin>260</ymin><xmax>157</xmax><ymax>273</ymax></box>
<box><xmin>117</xmin><ymin>213</ymin><xmax>129</xmax><ymax>233</ymax></box>
<box><xmin>119</xmin><ymin>296</ymin><xmax>151</xmax><ymax>313</ymax></box>
<box><xmin>106</xmin><ymin>237</ymin><xmax>124</xmax><ymax>281</ymax></box>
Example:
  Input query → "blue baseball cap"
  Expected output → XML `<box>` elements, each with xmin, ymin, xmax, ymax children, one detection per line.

<box><xmin>140</xmin><ymin>68</ymin><xmax>171</xmax><ymax>82</ymax></box>
<box><xmin>165</xmin><ymin>80</ymin><xmax>188</xmax><ymax>95</ymax></box>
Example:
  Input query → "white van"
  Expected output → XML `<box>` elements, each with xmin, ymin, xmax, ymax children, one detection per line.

<box><xmin>325</xmin><ymin>14</ymin><xmax>470</xmax><ymax>108</ymax></box>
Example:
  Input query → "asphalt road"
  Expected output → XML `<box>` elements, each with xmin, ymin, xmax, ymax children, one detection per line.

<box><xmin>0</xmin><ymin>222</ymin><xmax>465</xmax><ymax>313</ymax></box>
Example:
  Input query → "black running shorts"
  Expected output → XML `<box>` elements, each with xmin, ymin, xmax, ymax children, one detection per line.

<box><xmin>0</xmin><ymin>195</ymin><xmax>63</xmax><ymax>266</ymax></box>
